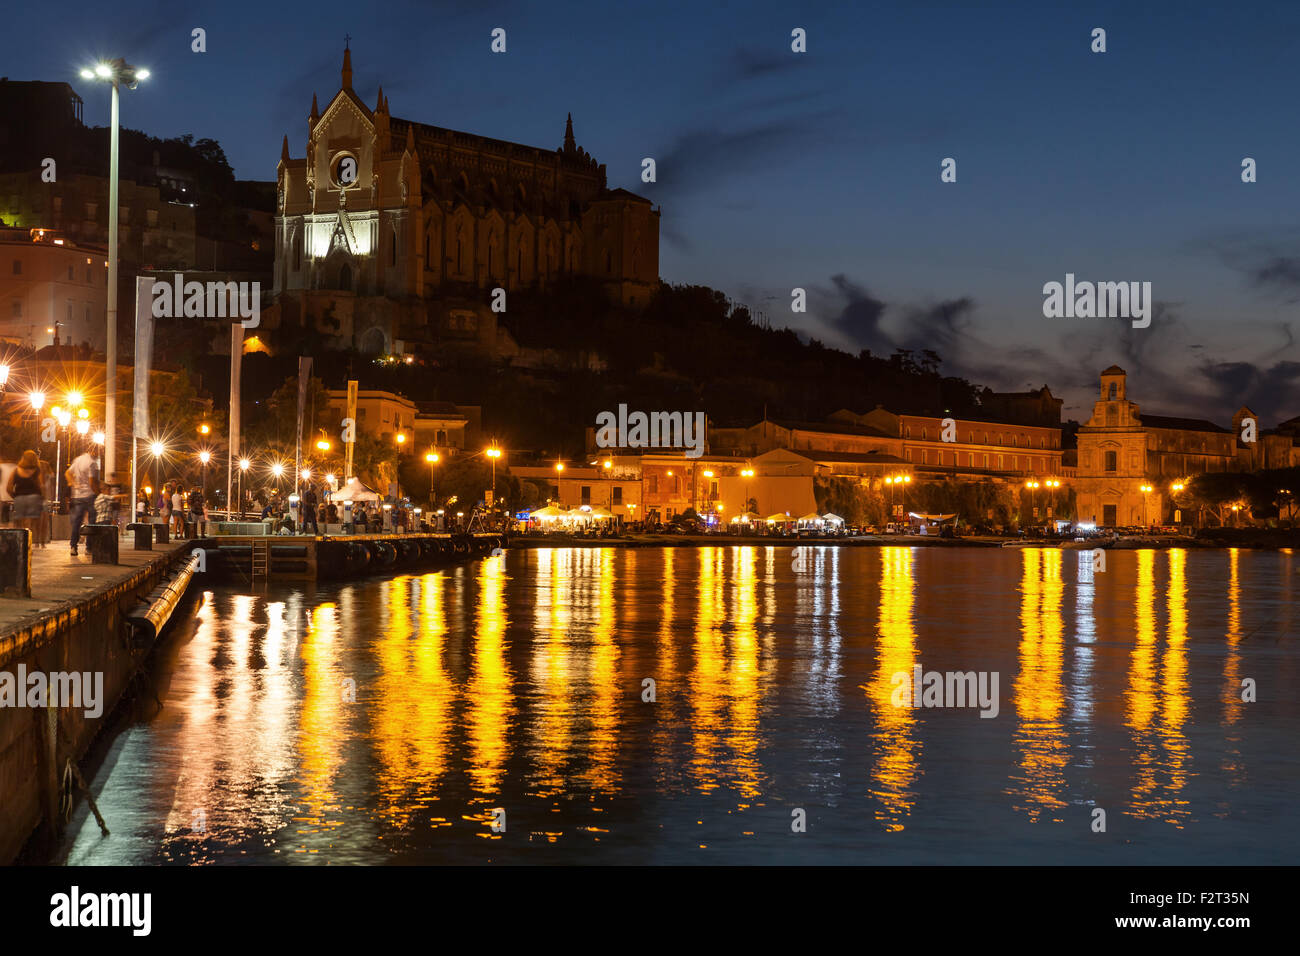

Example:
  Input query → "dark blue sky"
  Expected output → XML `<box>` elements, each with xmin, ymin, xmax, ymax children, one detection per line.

<box><xmin>13</xmin><ymin>0</ymin><xmax>1300</xmax><ymax>422</ymax></box>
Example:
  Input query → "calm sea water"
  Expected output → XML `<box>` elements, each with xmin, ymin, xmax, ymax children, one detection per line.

<box><xmin>57</xmin><ymin>546</ymin><xmax>1298</xmax><ymax>864</ymax></box>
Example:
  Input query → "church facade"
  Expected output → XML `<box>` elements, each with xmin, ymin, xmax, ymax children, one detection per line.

<box><xmin>1073</xmin><ymin>366</ymin><xmax>1263</xmax><ymax>527</ymax></box>
<box><xmin>269</xmin><ymin>48</ymin><xmax>659</xmax><ymax>356</ymax></box>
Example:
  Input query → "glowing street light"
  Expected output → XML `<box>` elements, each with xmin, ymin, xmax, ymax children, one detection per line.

<box><xmin>149</xmin><ymin>440</ymin><xmax>165</xmax><ymax>495</ymax></box>
<box><xmin>316</xmin><ymin>439</ymin><xmax>331</xmax><ymax>452</ymax></box>
<box><xmin>0</xmin><ymin>364</ymin><xmax>9</xmax><ymax>389</ymax></box>
<box><xmin>486</xmin><ymin>445</ymin><xmax>502</xmax><ymax>501</ymax></box>
<box><xmin>66</xmin><ymin>390</ymin><xmax>84</xmax><ymax>408</ymax></box>
<box><xmin>75</xmin><ymin>419</ymin><xmax>89</xmax><ymax>436</ymax></box>
<box><xmin>236</xmin><ymin>457</ymin><xmax>251</xmax><ymax>517</ymax></box>
<box><xmin>92</xmin><ymin>431</ymin><xmax>105</xmax><ymax>445</ymax></box>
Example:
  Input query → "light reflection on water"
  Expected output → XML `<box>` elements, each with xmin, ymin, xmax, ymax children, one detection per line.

<box><xmin>57</xmin><ymin>546</ymin><xmax>1298</xmax><ymax>864</ymax></box>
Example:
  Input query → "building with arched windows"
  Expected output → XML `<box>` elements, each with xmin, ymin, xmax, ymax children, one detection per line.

<box><xmin>1071</xmin><ymin>365</ymin><xmax>1291</xmax><ymax>527</ymax></box>
<box><xmin>268</xmin><ymin>47</ymin><xmax>659</xmax><ymax>357</ymax></box>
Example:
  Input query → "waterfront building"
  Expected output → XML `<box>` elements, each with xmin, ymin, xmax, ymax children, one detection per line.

<box><xmin>0</xmin><ymin>228</ymin><xmax>109</xmax><ymax>350</ymax></box>
<box><xmin>1071</xmin><ymin>365</ymin><xmax>1293</xmax><ymax>526</ymax></box>
<box><xmin>324</xmin><ymin>387</ymin><xmax>480</xmax><ymax>454</ymax></box>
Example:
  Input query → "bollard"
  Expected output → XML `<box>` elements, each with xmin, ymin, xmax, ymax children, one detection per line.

<box><xmin>86</xmin><ymin>524</ymin><xmax>119</xmax><ymax>565</ymax></box>
<box><xmin>154</xmin><ymin>521</ymin><xmax>169</xmax><ymax>544</ymax></box>
<box><xmin>127</xmin><ymin>523</ymin><xmax>153</xmax><ymax>551</ymax></box>
<box><xmin>0</xmin><ymin>527</ymin><xmax>33</xmax><ymax>598</ymax></box>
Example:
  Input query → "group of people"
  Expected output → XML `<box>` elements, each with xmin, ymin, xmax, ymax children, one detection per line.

<box><xmin>138</xmin><ymin>481</ymin><xmax>208</xmax><ymax>536</ymax></box>
<box><xmin>3</xmin><ymin>442</ymin><xmax>122</xmax><ymax>556</ymax></box>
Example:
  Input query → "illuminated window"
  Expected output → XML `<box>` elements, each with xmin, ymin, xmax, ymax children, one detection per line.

<box><xmin>1105</xmin><ymin>450</ymin><xmax>1117</xmax><ymax>472</ymax></box>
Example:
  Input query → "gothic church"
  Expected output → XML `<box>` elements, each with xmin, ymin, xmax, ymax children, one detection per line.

<box><xmin>270</xmin><ymin>47</ymin><xmax>659</xmax><ymax>356</ymax></box>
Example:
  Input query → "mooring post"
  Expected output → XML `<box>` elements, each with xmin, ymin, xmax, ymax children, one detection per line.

<box><xmin>0</xmin><ymin>528</ymin><xmax>32</xmax><ymax>598</ymax></box>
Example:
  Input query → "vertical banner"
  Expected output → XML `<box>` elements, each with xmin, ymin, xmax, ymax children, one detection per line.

<box><xmin>294</xmin><ymin>356</ymin><xmax>313</xmax><ymax>498</ymax></box>
<box><xmin>344</xmin><ymin>379</ymin><xmax>358</xmax><ymax>481</ymax></box>
<box><xmin>227</xmin><ymin>324</ymin><xmax>243</xmax><ymax>517</ymax></box>
<box><xmin>131</xmin><ymin>276</ymin><xmax>155</xmax><ymax>516</ymax></box>
<box><xmin>132</xmin><ymin>276</ymin><xmax>154</xmax><ymax>439</ymax></box>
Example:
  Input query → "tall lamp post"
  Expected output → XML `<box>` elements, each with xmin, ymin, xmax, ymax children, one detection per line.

<box><xmin>79</xmin><ymin>58</ymin><xmax>149</xmax><ymax>487</ymax></box>
<box><xmin>1140</xmin><ymin>483</ymin><xmax>1154</xmax><ymax>527</ymax></box>
<box><xmin>425</xmin><ymin>451</ymin><xmax>440</xmax><ymax>509</ymax></box>
<box><xmin>149</xmin><ymin>441</ymin><xmax>166</xmax><ymax>509</ymax></box>
<box><xmin>198</xmin><ymin>450</ymin><xmax>211</xmax><ymax>499</ymax></box>
<box><xmin>486</xmin><ymin>445</ymin><xmax>502</xmax><ymax>503</ymax></box>
<box><xmin>238</xmin><ymin>457</ymin><xmax>250</xmax><ymax>517</ymax></box>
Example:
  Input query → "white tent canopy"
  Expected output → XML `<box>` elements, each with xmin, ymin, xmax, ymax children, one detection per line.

<box><xmin>822</xmin><ymin>512</ymin><xmax>845</xmax><ymax>525</ymax></box>
<box><xmin>909</xmin><ymin>512</ymin><xmax>957</xmax><ymax>522</ymax></box>
<box><xmin>765</xmin><ymin>513</ymin><xmax>793</xmax><ymax>523</ymax></box>
<box><xmin>329</xmin><ymin>477</ymin><xmax>381</xmax><ymax>503</ymax></box>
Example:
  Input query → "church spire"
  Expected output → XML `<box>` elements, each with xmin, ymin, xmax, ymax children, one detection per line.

<box><xmin>563</xmin><ymin>112</ymin><xmax>575</xmax><ymax>152</ymax></box>
<box><xmin>281</xmin><ymin>134</ymin><xmax>290</xmax><ymax>163</ymax></box>
<box><xmin>341</xmin><ymin>45</ymin><xmax>353</xmax><ymax>90</ymax></box>
<box><xmin>375</xmin><ymin>85</ymin><xmax>385</xmax><ymax>113</ymax></box>
<box><xmin>310</xmin><ymin>92</ymin><xmax>319</xmax><ymax>121</ymax></box>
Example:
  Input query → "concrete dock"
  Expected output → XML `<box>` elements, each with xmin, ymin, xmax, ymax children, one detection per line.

<box><xmin>0</xmin><ymin>538</ymin><xmax>195</xmax><ymax>864</ymax></box>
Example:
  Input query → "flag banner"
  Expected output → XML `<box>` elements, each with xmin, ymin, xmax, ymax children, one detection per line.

<box><xmin>228</xmin><ymin>324</ymin><xmax>243</xmax><ymax>511</ymax></box>
<box><xmin>294</xmin><ymin>356</ymin><xmax>313</xmax><ymax>494</ymax></box>
<box><xmin>344</xmin><ymin>379</ymin><xmax>358</xmax><ymax>480</ymax></box>
<box><xmin>229</xmin><ymin>325</ymin><xmax>243</xmax><ymax>458</ymax></box>
<box><xmin>132</xmin><ymin>276</ymin><xmax>154</xmax><ymax>438</ymax></box>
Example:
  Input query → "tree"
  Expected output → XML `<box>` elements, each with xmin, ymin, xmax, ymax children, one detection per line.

<box><xmin>435</xmin><ymin>454</ymin><xmax>520</xmax><ymax>513</ymax></box>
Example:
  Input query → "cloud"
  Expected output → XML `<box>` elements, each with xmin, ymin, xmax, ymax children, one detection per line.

<box><xmin>1188</xmin><ymin>229</ymin><xmax>1300</xmax><ymax>302</ymax></box>
<box><xmin>724</xmin><ymin>46</ymin><xmax>809</xmax><ymax>82</ymax></box>
<box><xmin>779</xmin><ymin>273</ymin><xmax>1300</xmax><ymax>423</ymax></box>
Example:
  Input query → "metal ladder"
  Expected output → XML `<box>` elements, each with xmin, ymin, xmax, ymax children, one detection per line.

<box><xmin>250</xmin><ymin>539</ymin><xmax>270</xmax><ymax>581</ymax></box>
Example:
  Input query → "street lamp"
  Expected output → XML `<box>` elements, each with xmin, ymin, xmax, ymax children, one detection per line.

<box><xmin>79</xmin><ymin>57</ymin><xmax>149</xmax><ymax>484</ymax></box>
<box><xmin>0</xmin><ymin>363</ymin><xmax>9</xmax><ymax>391</ymax></box>
<box><xmin>29</xmin><ymin>391</ymin><xmax>45</xmax><ymax>413</ymax></box>
<box><xmin>425</xmin><ymin>451</ymin><xmax>440</xmax><ymax>509</ymax></box>
<box><xmin>486</xmin><ymin>445</ymin><xmax>502</xmax><ymax>502</ymax></box>
<box><xmin>199</xmin><ymin>450</ymin><xmax>211</xmax><ymax>498</ymax></box>
<box><xmin>238</xmin><ymin>457</ymin><xmax>250</xmax><ymax>516</ymax></box>
<box><xmin>1140</xmin><ymin>483</ymin><xmax>1154</xmax><ymax>527</ymax></box>
<box><xmin>150</xmin><ymin>440</ymin><xmax>165</xmax><ymax>503</ymax></box>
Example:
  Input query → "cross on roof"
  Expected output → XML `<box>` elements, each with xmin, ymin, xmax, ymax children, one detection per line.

<box><xmin>344</xmin><ymin>34</ymin><xmax>351</xmax><ymax>50</ymax></box>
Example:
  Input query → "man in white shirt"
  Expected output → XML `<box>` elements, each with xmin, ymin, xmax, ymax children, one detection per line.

<box><xmin>65</xmin><ymin>445</ymin><xmax>100</xmax><ymax>556</ymax></box>
<box><xmin>172</xmin><ymin>488</ymin><xmax>186</xmax><ymax>536</ymax></box>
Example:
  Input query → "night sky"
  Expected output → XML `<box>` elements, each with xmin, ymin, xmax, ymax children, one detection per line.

<box><xmin>10</xmin><ymin>0</ymin><xmax>1300</xmax><ymax>422</ymax></box>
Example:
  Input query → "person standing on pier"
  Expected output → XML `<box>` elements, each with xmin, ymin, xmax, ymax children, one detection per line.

<box><xmin>65</xmin><ymin>442</ymin><xmax>100</xmax><ymax>556</ymax></box>
<box><xmin>6</xmin><ymin>450</ymin><xmax>46</xmax><ymax>548</ymax></box>
<box><xmin>301</xmin><ymin>483</ymin><xmax>320</xmax><ymax>534</ymax></box>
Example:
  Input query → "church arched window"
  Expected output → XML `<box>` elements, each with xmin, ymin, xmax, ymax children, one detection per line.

<box><xmin>294</xmin><ymin>230</ymin><xmax>302</xmax><ymax>271</ymax></box>
<box><xmin>338</xmin><ymin>263</ymin><xmax>352</xmax><ymax>292</ymax></box>
<box><xmin>391</xmin><ymin>229</ymin><xmax>398</xmax><ymax>266</ymax></box>
<box><xmin>1108</xmin><ymin>382</ymin><xmax>1117</xmax><ymax>400</ymax></box>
